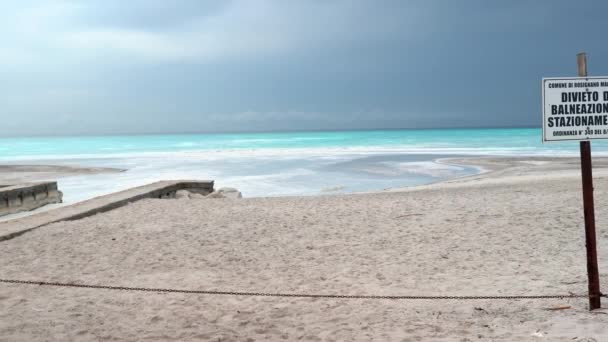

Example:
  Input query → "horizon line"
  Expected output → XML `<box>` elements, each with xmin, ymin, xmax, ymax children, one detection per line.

<box><xmin>0</xmin><ymin>125</ymin><xmax>541</xmax><ymax>139</ymax></box>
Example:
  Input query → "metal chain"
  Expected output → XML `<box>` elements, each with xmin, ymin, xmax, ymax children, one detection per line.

<box><xmin>0</xmin><ymin>278</ymin><xmax>591</xmax><ymax>300</ymax></box>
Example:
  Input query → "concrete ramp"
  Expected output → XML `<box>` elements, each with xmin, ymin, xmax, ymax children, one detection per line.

<box><xmin>0</xmin><ymin>182</ymin><xmax>62</xmax><ymax>217</ymax></box>
<box><xmin>0</xmin><ymin>180</ymin><xmax>214</xmax><ymax>242</ymax></box>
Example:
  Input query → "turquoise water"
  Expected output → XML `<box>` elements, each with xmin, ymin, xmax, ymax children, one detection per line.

<box><xmin>0</xmin><ymin>128</ymin><xmax>604</xmax><ymax>160</ymax></box>
<box><xmin>0</xmin><ymin>128</ymin><xmax>604</xmax><ymax>205</ymax></box>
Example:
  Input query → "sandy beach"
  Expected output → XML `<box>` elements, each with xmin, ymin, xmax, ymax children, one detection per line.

<box><xmin>1</xmin><ymin>157</ymin><xmax>607</xmax><ymax>341</ymax></box>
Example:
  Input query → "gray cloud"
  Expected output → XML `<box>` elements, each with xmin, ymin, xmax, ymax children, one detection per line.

<box><xmin>1</xmin><ymin>0</ymin><xmax>608</xmax><ymax>136</ymax></box>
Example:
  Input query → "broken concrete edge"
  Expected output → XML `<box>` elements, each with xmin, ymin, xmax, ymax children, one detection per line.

<box><xmin>0</xmin><ymin>182</ymin><xmax>63</xmax><ymax>217</ymax></box>
<box><xmin>0</xmin><ymin>180</ymin><xmax>214</xmax><ymax>242</ymax></box>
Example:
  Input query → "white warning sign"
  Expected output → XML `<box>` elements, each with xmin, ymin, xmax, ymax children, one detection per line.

<box><xmin>542</xmin><ymin>77</ymin><xmax>608</xmax><ymax>142</ymax></box>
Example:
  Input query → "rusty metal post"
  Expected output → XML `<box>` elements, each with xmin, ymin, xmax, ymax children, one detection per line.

<box><xmin>577</xmin><ymin>52</ymin><xmax>601</xmax><ymax>310</ymax></box>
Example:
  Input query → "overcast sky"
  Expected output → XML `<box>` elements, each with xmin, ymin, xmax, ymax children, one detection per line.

<box><xmin>2</xmin><ymin>0</ymin><xmax>608</xmax><ymax>136</ymax></box>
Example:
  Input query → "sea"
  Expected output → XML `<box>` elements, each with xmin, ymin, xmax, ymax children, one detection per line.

<box><xmin>1</xmin><ymin>128</ymin><xmax>607</xmax><ymax>205</ymax></box>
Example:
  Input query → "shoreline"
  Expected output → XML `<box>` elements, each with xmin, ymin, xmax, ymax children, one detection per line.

<box><xmin>1</xmin><ymin>155</ymin><xmax>606</xmax><ymax>201</ymax></box>
<box><xmin>350</xmin><ymin>155</ymin><xmax>608</xmax><ymax>196</ymax></box>
<box><xmin>385</xmin><ymin>155</ymin><xmax>608</xmax><ymax>192</ymax></box>
<box><xmin>0</xmin><ymin>164</ymin><xmax>125</xmax><ymax>185</ymax></box>
<box><xmin>2</xmin><ymin>154</ymin><xmax>605</xmax><ymax>228</ymax></box>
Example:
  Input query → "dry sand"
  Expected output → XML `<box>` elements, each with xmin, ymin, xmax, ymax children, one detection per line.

<box><xmin>1</xmin><ymin>157</ymin><xmax>607</xmax><ymax>341</ymax></box>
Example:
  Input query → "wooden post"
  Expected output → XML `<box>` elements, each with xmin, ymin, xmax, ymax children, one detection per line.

<box><xmin>577</xmin><ymin>52</ymin><xmax>601</xmax><ymax>310</ymax></box>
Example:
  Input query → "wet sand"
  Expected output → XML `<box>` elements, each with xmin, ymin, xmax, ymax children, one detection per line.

<box><xmin>0</xmin><ymin>164</ymin><xmax>124</xmax><ymax>185</ymax></box>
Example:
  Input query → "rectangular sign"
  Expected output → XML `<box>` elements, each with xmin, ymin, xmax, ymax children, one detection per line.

<box><xmin>542</xmin><ymin>76</ymin><xmax>608</xmax><ymax>142</ymax></box>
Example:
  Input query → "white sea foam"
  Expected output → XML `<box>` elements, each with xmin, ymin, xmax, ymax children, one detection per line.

<box><xmin>320</xmin><ymin>186</ymin><xmax>346</xmax><ymax>192</ymax></box>
<box><xmin>393</xmin><ymin>161</ymin><xmax>466</xmax><ymax>177</ymax></box>
<box><xmin>359</xmin><ymin>161</ymin><xmax>467</xmax><ymax>178</ymax></box>
<box><xmin>0</xmin><ymin>144</ymin><xmax>593</xmax><ymax>163</ymax></box>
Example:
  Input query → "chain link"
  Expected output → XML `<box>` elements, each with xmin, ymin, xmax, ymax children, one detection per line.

<box><xmin>0</xmin><ymin>278</ymin><xmax>591</xmax><ymax>300</ymax></box>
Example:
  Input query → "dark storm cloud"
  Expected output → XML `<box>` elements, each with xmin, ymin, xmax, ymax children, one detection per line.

<box><xmin>1</xmin><ymin>0</ymin><xmax>608</xmax><ymax>136</ymax></box>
